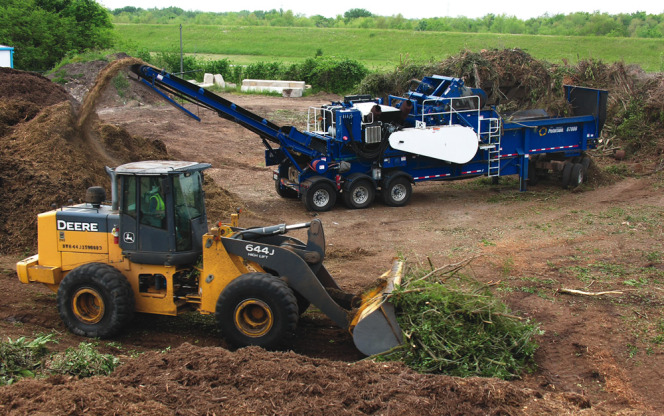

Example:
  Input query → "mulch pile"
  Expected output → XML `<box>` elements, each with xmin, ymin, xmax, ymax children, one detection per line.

<box><xmin>0</xmin><ymin>62</ymin><xmax>240</xmax><ymax>253</ymax></box>
<box><xmin>0</xmin><ymin>343</ymin><xmax>594</xmax><ymax>415</ymax></box>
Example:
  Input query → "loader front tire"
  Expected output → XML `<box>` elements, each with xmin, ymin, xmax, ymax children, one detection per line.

<box><xmin>57</xmin><ymin>263</ymin><xmax>134</xmax><ymax>339</ymax></box>
<box><xmin>216</xmin><ymin>273</ymin><xmax>298</xmax><ymax>349</ymax></box>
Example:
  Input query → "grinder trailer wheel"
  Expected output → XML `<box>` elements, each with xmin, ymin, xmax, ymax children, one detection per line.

<box><xmin>57</xmin><ymin>262</ymin><xmax>135</xmax><ymax>338</ymax></box>
<box><xmin>381</xmin><ymin>176</ymin><xmax>412</xmax><ymax>207</ymax></box>
<box><xmin>216</xmin><ymin>273</ymin><xmax>299</xmax><ymax>349</ymax></box>
<box><xmin>303</xmin><ymin>181</ymin><xmax>337</xmax><ymax>212</ymax></box>
<box><xmin>343</xmin><ymin>179</ymin><xmax>375</xmax><ymax>209</ymax></box>
<box><xmin>569</xmin><ymin>163</ymin><xmax>585</xmax><ymax>188</ymax></box>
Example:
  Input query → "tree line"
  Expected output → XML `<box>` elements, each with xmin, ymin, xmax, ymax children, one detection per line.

<box><xmin>110</xmin><ymin>7</ymin><xmax>664</xmax><ymax>38</ymax></box>
<box><xmin>1</xmin><ymin>1</ymin><xmax>662</xmax><ymax>73</ymax></box>
<box><xmin>0</xmin><ymin>0</ymin><xmax>114</xmax><ymax>71</ymax></box>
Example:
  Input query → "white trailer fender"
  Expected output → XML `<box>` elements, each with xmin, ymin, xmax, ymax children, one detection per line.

<box><xmin>388</xmin><ymin>125</ymin><xmax>479</xmax><ymax>164</ymax></box>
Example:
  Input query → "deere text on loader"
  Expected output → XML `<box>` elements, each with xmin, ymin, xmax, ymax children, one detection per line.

<box><xmin>17</xmin><ymin>161</ymin><xmax>403</xmax><ymax>355</ymax></box>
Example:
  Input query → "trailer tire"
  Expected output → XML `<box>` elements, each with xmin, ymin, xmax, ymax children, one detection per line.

<box><xmin>343</xmin><ymin>179</ymin><xmax>375</xmax><ymax>209</ymax></box>
<box><xmin>382</xmin><ymin>176</ymin><xmax>412</xmax><ymax>207</ymax></box>
<box><xmin>57</xmin><ymin>263</ymin><xmax>134</xmax><ymax>339</ymax></box>
<box><xmin>304</xmin><ymin>181</ymin><xmax>336</xmax><ymax>212</ymax></box>
<box><xmin>570</xmin><ymin>163</ymin><xmax>585</xmax><ymax>188</ymax></box>
<box><xmin>561</xmin><ymin>161</ymin><xmax>574</xmax><ymax>188</ymax></box>
<box><xmin>581</xmin><ymin>156</ymin><xmax>591</xmax><ymax>173</ymax></box>
<box><xmin>216</xmin><ymin>272</ymin><xmax>298</xmax><ymax>349</ymax></box>
<box><xmin>275</xmin><ymin>178</ymin><xmax>298</xmax><ymax>199</ymax></box>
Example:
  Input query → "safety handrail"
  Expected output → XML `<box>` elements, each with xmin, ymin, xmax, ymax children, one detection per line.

<box><xmin>418</xmin><ymin>96</ymin><xmax>482</xmax><ymax>141</ymax></box>
<box><xmin>420</xmin><ymin>96</ymin><xmax>481</xmax><ymax>126</ymax></box>
<box><xmin>307</xmin><ymin>107</ymin><xmax>335</xmax><ymax>135</ymax></box>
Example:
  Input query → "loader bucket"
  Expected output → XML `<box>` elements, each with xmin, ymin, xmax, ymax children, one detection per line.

<box><xmin>349</xmin><ymin>259</ymin><xmax>405</xmax><ymax>356</ymax></box>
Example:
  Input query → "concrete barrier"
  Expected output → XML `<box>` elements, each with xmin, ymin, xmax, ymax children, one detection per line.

<box><xmin>213</xmin><ymin>74</ymin><xmax>225</xmax><ymax>88</ymax></box>
<box><xmin>241</xmin><ymin>79</ymin><xmax>306</xmax><ymax>98</ymax></box>
<box><xmin>189</xmin><ymin>73</ymin><xmax>225</xmax><ymax>88</ymax></box>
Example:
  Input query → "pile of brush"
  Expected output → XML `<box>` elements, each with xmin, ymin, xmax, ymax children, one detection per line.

<box><xmin>379</xmin><ymin>258</ymin><xmax>541</xmax><ymax>380</ymax></box>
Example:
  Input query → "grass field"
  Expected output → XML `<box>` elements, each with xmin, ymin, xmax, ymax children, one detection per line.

<box><xmin>114</xmin><ymin>24</ymin><xmax>664</xmax><ymax>72</ymax></box>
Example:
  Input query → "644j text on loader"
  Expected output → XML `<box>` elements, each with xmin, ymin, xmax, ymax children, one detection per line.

<box><xmin>16</xmin><ymin>160</ymin><xmax>403</xmax><ymax>355</ymax></box>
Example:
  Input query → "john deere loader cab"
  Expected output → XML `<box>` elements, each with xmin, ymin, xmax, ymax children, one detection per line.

<box><xmin>110</xmin><ymin>161</ymin><xmax>211</xmax><ymax>266</ymax></box>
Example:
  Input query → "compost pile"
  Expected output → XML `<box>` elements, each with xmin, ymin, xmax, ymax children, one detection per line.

<box><xmin>0</xmin><ymin>342</ymin><xmax>596</xmax><ymax>415</ymax></box>
<box><xmin>0</xmin><ymin>63</ymin><xmax>240</xmax><ymax>253</ymax></box>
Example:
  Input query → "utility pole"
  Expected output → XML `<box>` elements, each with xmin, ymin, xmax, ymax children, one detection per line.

<box><xmin>179</xmin><ymin>24</ymin><xmax>184</xmax><ymax>74</ymax></box>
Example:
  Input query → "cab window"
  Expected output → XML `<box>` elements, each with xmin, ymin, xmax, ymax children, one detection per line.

<box><xmin>173</xmin><ymin>171</ymin><xmax>204</xmax><ymax>250</ymax></box>
<box><xmin>121</xmin><ymin>176</ymin><xmax>137</xmax><ymax>218</ymax></box>
<box><xmin>140</xmin><ymin>176</ymin><xmax>167</xmax><ymax>229</ymax></box>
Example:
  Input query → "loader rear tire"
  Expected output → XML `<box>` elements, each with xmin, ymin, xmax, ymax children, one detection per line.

<box><xmin>57</xmin><ymin>263</ymin><xmax>134</xmax><ymax>339</ymax></box>
<box><xmin>216</xmin><ymin>273</ymin><xmax>298</xmax><ymax>349</ymax></box>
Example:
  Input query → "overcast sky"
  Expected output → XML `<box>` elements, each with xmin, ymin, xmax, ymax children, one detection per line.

<box><xmin>98</xmin><ymin>0</ymin><xmax>663</xmax><ymax>20</ymax></box>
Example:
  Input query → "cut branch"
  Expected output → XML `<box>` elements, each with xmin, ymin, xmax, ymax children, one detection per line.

<box><xmin>407</xmin><ymin>256</ymin><xmax>479</xmax><ymax>287</ymax></box>
<box><xmin>558</xmin><ymin>288</ymin><xmax>623</xmax><ymax>296</ymax></box>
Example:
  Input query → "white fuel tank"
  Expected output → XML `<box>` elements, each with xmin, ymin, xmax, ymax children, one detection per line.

<box><xmin>388</xmin><ymin>124</ymin><xmax>479</xmax><ymax>164</ymax></box>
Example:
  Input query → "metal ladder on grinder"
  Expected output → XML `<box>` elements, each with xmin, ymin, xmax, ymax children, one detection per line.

<box><xmin>486</xmin><ymin>118</ymin><xmax>501</xmax><ymax>177</ymax></box>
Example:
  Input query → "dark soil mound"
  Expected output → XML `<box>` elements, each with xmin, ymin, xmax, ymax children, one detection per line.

<box><xmin>0</xmin><ymin>67</ymin><xmax>70</xmax><ymax>107</ymax></box>
<box><xmin>47</xmin><ymin>52</ymin><xmax>162</xmax><ymax>106</ymax></box>
<box><xmin>0</xmin><ymin>99</ymin><xmax>166</xmax><ymax>252</ymax></box>
<box><xmin>0</xmin><ymin>343</ymin><xmax>594</xmax><ymax>415</ymax></box>
<box><xmin>0</xmin><ymin>62</ymin><xmax>242</xmax><ymax>254</ymax></box>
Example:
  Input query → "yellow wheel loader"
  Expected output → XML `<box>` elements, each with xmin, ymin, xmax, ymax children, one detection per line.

<box><xmin>16</xmin><ymin>160</ymin><xmax>403</xmax><ymax>355</ymax></box>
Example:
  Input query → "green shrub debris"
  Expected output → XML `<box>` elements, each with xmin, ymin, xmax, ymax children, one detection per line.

<box><xmin>0</xmin><ymin>335</ymin><xmax>119</xmax><ymax>385</ymax></box>
<box><xmin>378</xmin><ymin>259</ymin><xmax>541</xmax><ymax>379</ymax></box>
<box><xmin>0</xmin><ymin>334</ymin><xmax>54</xmax><ymax>385</ymax></box>
<box><xmin>48</xmin><ymin>342</ymin><xmax>120</xmax><ymax>378</ymax></box>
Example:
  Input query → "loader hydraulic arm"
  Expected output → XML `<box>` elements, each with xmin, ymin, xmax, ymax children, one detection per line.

<box><xmin>230</xmin><ymin>222</ymin><xmax>311</xmax><ymax>240</ymax></box>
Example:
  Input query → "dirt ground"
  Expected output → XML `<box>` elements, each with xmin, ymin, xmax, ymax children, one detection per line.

<box><xmin>1</xmin><ymin>62</ymin><xmax>663</xmax><ymax>415</ymax></box>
